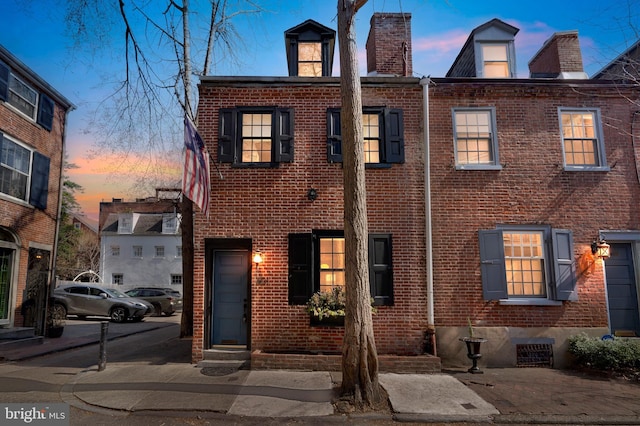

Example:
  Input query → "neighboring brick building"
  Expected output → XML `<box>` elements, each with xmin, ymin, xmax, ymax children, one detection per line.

<box><xmin>193</xmin><ymin>15</ymin><xmax>436</xmax><ymax>370</ymax></box>
<box><xmin>0</xmin><ymin>45</ymin><xmax>73</xmax><ymax>336</ymax></box>
<box><xmin>431</xmin><ymin>22</ymin><xmax>640</xmax><ymax>367</ymax></box>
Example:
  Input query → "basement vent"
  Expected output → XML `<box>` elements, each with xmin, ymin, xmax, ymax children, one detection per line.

<box><xmin>516</xmin><ymin>343</ymin><xmax>553</xmax><ymax>367</ymax></box>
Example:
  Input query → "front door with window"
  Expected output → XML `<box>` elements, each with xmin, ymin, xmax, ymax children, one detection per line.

<box><xmin>606</xmin><ymin>243</ymin><xmax>640</xmax><ymax>336</ymax></box>
<box><xmin>211</xmin><ymin>251</ymin><xmax>248</xmax><ymax>345</ymax></box>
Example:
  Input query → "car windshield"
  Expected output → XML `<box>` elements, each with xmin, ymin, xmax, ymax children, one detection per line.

<box><xmin>103</xmin><ymin>288</ymin><xmax>130</xmax><ymax>298</ymax></box>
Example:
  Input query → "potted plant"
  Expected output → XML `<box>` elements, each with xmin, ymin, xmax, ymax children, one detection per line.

<box><xmin>46</xmin><ymin>300</ymin><xmax>66</xmax><ymax>338</ymax></box>
<box><xmin>306</xmin><ymin>287</ymin><xmax>346</xmax><ymax>326</ymax></box>
<box><xmin>459</xmin><ymin>317</ymin><xmax>487</xmax><ymax>373</ymax></box>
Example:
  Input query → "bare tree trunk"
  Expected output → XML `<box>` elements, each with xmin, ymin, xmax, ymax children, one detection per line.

<box><xmin>180</xmin><ymin>196</ymin><xmax>194</xmax><ymax>338</ymax></box>
<box><xmin>337</xmin><ymin>0</ymin><xmax>381</xmax><ymax>407</ymax></box>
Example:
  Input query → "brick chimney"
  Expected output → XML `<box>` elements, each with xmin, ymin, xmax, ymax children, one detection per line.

<box><xmin>528</xmin><ymin>31</ymin><xmax>587</xmax><ymax>79</ymax></box>
<box><xmin>366</xmin><ymin>13</ymin><xmax>412</xmax><ymax>76</ymax></box>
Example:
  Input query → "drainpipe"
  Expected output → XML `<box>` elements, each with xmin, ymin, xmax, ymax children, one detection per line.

<box><xmin>420</xmin><ymin>77</ymin><xmax>436</xmax><ymax>355</ymax></box>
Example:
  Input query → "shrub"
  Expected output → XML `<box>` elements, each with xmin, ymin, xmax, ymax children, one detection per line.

<box><xmin>568</xmin><ymin>333</ymin><xmax>640</xmax><ymax>371</ymax></box>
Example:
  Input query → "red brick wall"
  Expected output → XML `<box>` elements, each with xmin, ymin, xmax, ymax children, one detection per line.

<box><xmin>428</xmin><ymin>79</ymin><xmax>639</xmax><ymax>329</ymax></box>
<box><xmin>529</xmin><ymin>32</ymin><xmax>584</xmax><ymax>75</ymax></box>
<box><xmin>0</xmin><ymin>99</ymin><xmax>66</xmax><ymax>325</ymax></box>
<box><xmin>194</xmin><ymin>77</ymin><xmax>427</xmax><ymax>360</ymax></box>
<box><xmin>366</xmin><ymin>13</ymin><xmax>413</xmax><ymax>76</ymax></box>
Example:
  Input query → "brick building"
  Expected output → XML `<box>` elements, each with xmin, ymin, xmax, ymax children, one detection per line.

<box><xmin>431</xmin><ymin>21</ymin><xmax>640</xmax><ymax>367</ymax></box>
<box><xmin>0</xmin><ymin>45</ymin><xmax>73</xmax><ymax>336</ymax></box>
<box><xmin>193</xmin><ymin>15</ymin><xmax>438</xmax><ymax>371</ymax></box>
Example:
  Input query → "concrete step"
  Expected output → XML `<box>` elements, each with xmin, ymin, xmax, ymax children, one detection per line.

<box><xmin>203</xmin><ymin>347</ymin><xmax>250</xmax><ymax>361</ymax></box>
<box><xmin>0</xmin><ymin>336</ymin><xmax>44</xmax><ymax>351</ymax></box>
<box><xmin>197</xmin><ymin>359</ymin><xmax>249</xmax><ymax>369</ymax></box>
<box><xmin>0</xmin><ymin>327</ymin><xmax>36</xmax><ymax>340</ymax></box>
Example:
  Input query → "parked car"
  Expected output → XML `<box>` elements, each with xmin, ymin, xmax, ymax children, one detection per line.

<box><xmin>128</xmin><ymin>287</ymin><xmax>183</xmax><ymax>312</ymax></box>
<box><xmin>53</xmin><ymin>284</ymin><xmax>153</xmax><ymax>323</ymax></box>
<box><xmin>125</xmin><ymin>288</ymin><xmax>178</xmax><ymax>316</ymax></box>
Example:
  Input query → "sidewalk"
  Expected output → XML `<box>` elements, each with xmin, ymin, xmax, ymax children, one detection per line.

<box><xmin>2</xmin><ymin>319</ymin><xmax>640</xmax><ymax>423</ymax></box>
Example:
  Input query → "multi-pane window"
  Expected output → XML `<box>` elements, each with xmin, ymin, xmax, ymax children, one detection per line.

<box><xmin>112</xmin><ymin>274</ymin><xmax>123</xmax><ymax>285</ymax></box>
<box><xmin>218</xmin><ymin>108</ymin><xmax>294</xmax><ymax>165</ymax></box>
<box><xmin>363</xmin><ymin>114</ymin><xmax>381</xmax><ymax>164</ymax></box>
<box><xmin>171</xmin><ymin>274</ymin><xmax>183</xmax><ymax>285</ymax></box>
<box><xmin>479</xmin><ymin>226</ymin><xmax>577</xmax><ymax>303</ymax></box>
<box><xmin>327</xmin><ymin>108</ymin><xmax>404</xmax><ymax>166</ymax></box>
<box><xmin>503</xmin><ymin>231</ymin><xmax>546</xmax><ymax>297</ymax></box>
<box><xmin>319</xmin><ymin>237</ymin><xmax>345</xmax><ymax>292</ymax></box>
<box><xmin>133</xmin><ymin>246</ymin><xmax>143</xmax><ymax>258</ymax></box>
<box><xmin>176</xmin><ymin>246</ymin><xmax>182</xmax><ymax>257</ymax></box>
<box><xmin>111</xmin><ymin>246</ymin><xmax>120</xmax><ymax>256</ymax></box>
<box><xmin>560</xmin><ymin>109</ymin><xmax>607</xmax><ymax>169</ymax></box>
<box><xmin>241</xmin><ymin>113</ymin><xmax>272</xmax><ymax>163</ymax></box>
<box><xmin>0</xmin><ymin>136</ymin><xmax>30</xmax><ymax>200</ymax></box>
<box><xmin>482</xmin><ymin>44</ymin><xmax>509</xmax><ymax>78</ymax></box>
<box><xmin>8</xmin><ymin>74</ymin><xmax>37</xmax><ymax>118</ymax></box>
<box><xmin>155</xmin><ymin>246</ymin><xmax>165</xmax><ymax>257</ymax></box>
<box><xmin>288</xmin><ymin>232</ymin><xmax>393</xmax><ymax>306</ymax></box>
<box><xmin>453</xmin><ymin>109</ymin><xmax>499</xmax><ymax>168</ymax></box>
<box><xmin>298</xmin><ymin>42</ymin><xmax>322</xmax><ymax>77</ymax></box>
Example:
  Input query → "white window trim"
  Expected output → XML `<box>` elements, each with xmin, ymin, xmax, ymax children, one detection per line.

<box><xmin>7</xmin><ymin>73</ymin><xmax>39</xmax><ymax>121</ymax></box>
<box><xmin>0</xmin><ymin>134</ymin><xmax>34</xmax><ymax>205</ymax></box>
<box><xmin>452</xmin><ymin>107</ymin><xmax>502</xmax><ymax>170</ymax></box>
<box><xmin>558</xmin><ymin>107</ymin><xmax>610</xmax><ymax>172</ymax></box>
<box><xmin>477</xmin><ymin>42</ymin><xmax>514</xmax><ymax>78</ymax></box>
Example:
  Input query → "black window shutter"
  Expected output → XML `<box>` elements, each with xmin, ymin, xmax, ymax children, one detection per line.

<box><xmin>274</xmin><ymin>108</ymin><xmax>294</xmax><ymax>163</ymax></box>
<box><xmin>478</xmin><ymin>229</ymin><xmax>508</xmax><ymax>300</ymax></box>
<box><xmin>218</xmin><ymin>109</ymin><xmax>236</xmax><ymax>163</ymax></box>
<box><xmin>0</xmin><ymin>61</ymin><xmax>9</xmax><ymax>102</ymax></box>
<box><xmin>37</xmin><ymin>93</ymin><xmax>55</xmax><ymax>131</ymax></box>
<box><xmin>326</xmin><ymin>109</ymin><xmax>343</xmax><ymax>162</ymax></box>
<box><xmin>369</xmin><ymin>234</ymin><xmax>393</xmax><ymax>306</ymax></box>
<box><xmin>29</xmin><ymin>151</ymin><xmax>50</xmax><ymax>210</ymax></box>
<box><xmin>288</xmin><ymin>233</ymin><xmax>313</xmax><ymax>305</ymax></box>
<box><xmin>384</xmin><ymin>108</ymin><xmax>404</xmax><ymax>163</ymax></box>
<box><xmin>552</xmin><ymin>229</ymin><xmax>577</xmax><ymax>301</ymax></box>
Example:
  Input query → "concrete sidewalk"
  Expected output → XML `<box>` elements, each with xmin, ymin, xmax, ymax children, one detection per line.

<box><xmin>2</xmin><ymin>318</ymin><xmax>640</xmax><ymax>423</ymax></box>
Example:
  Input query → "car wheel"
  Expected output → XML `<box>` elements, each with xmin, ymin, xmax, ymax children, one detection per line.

<box><xmin>52</xmin><ymin>303</ymin><xmax>67</xmax><ymax>319</ymax></box>
<box><xmin>163</xmin><ymin>310</ymin><xmax>174</xmax><ymax>316</ymax></box>
<box><xmin>110</xmin><ymin>306</ymin><xmax>127</xmax><ymax>323</ymax></box>
<box><xmin>152</xmin><ymin>303</ymin><xmax>162</xmax><ymax>316</ymax></box>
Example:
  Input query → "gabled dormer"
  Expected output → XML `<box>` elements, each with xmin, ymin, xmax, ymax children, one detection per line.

<box><xmin>446</xmin><ymin>18</ymin><xmax>519</xmax><ymax>78</ymax></box>
<box><xmin>285</xmin><ymin>19</ymin><xmax>336</xmax><ymax>77</ymax></box>
<box><xmin>117</xmin><ymin>212</ymin><xmax>137</xmax><ymax>234</ymax></box>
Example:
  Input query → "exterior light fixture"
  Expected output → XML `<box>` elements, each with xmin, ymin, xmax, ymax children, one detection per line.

<box><xmin>307</xmin><ymin>188</ymin><xmax>318</xmax><ymax>201</ymax></box>
<box><xmin>591</xmin><ymin>237</ymin><xmax>611</xmax><ymax>260</ymax></box>
<box><xmin>253</xmin><ymin>251</ymin><xmax>264</xmax><ymax>266</ymax></box>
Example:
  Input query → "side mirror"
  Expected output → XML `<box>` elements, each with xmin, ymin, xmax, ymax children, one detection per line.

<box><xmin>99</xmin><ymin>293</ymin><xmax>108</xmax><ymax>299</ymax></box>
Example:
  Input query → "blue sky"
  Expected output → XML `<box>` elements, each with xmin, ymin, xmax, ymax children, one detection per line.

<box><xmin>1</xmin><ymin>0</ymin><xmax>639</xmax><ymax>218</ymax></box>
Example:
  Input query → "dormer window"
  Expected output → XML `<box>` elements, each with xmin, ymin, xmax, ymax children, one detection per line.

<box><xmin>481</xmin><ymin>44</ymin><xmax>509</xmax><ymax>78</ymax></box>
<box><xmin>285</xmin><ymin>20</ymin><xmax>335</xmax><ymax>77</ymax></box>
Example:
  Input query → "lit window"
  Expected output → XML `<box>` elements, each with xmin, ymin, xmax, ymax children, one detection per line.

<box><xmin>155</xmin><ymin>246</ymin><xmax>165</xmax><ymax>257</ymax></box>
<box><xmin>133</xmin><ymin>246</ymin><xmax>143</xmax><ymax>258</ymax></box>
<box><xmin>319</xmin><ymin>237</ymin><xmax>345</xmax><ymax>292</ymax></box>
<box><xmin>560</xmin><ymin>109</ymin><xmax>607</xmax><ymax>169</ymax></box>
<box><xmin>241</xmin><ymin>113</ymin><xmax>272</xmax><ymax>163</ymax></box>
<box><xmin>482</xmin><ymin>44</ymin><xmax>509</xmax><ymax>78</ymax></box>
<box><xmin>503</xmin><ymin>231</ymin><xmax>546</xmax><ymax>297</ymax></box>
<box><xmin>298</xmin><ymin>42</ymin><xmax>322</xmax><ymax>77</ymax></box>
<box><xmin>363</xmin><ymin>114</ymin><xmax>381</xmax><ymax>164</ymax></box>
<box><xmin>453</xmin><ymin>108</ymin><xmax>500</xmax><ymax>169</ymax></box>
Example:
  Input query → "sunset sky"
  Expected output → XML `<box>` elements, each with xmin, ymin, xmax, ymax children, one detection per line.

<box><xmin>1</xmin><ymin>0</ymin><xmax>638</xmax><ymax>219</ymax></box>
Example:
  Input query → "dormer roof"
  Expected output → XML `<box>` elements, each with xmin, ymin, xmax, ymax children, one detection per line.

<box><xmin>446</xmin><ymin>18</ymin><xmax>519</xmax><ymax>78</ymax></box>
<box><xmin>284</xmin><ymin>19</ymin><xmax>336</xmax><ymax>77</ymax></box>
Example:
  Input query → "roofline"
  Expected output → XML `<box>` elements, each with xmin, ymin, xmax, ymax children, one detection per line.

<box><xmin>592</xmin><ymin>40</ymin><xmax>640</xmax><ymax>79</ymax></box>
<box><xmin>198</xmin><ymin>75</ymin><xmax>420</xmax><ymax>87</ymax></box>
<box><xmin>0</xmin><ymin>44</ymin><xmax>75</xmax><ymax>111</ymax></box>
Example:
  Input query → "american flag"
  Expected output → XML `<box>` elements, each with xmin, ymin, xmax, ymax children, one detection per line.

<box><xmin>182</xmin><ymin>116</ymin><xmax>211</xmax><ymax>217</ymax></box>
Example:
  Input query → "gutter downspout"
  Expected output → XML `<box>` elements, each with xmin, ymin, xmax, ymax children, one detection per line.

<box><xmin>420</xmin><ymin>77</ymin><xmax>436</xmax><ymax>355</ymax></box>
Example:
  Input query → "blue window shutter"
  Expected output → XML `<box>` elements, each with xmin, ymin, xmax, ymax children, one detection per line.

<box><xmin>288</xmin><ymin>233</ymin><xmax>313</xmax><ymax>305</ymax></box>
<box><xmin>218</xmin><ymin>109</ymin><xmax>236</xmax><ymax>163</ymax></box>
<box><xmin>326</xmin><ymin>109</ymin><xmax>342</xmax><ymax>162</ymax></box>
<box><xmin>274</xmin><ymin>108</ymin><xmax>294</xmax><ymax>162</ymax></box>
<box><xmin>0</xmin><ymin>61</ymin><xmax>9</xmax><ymax>102</ymax></box>
<box><xmin>369</xmin><ymin>234</ymin><xmax>393</xmax><ymax>306</ymax></box>
<box><xmin>479</xmin><ymin>229</ymin><xmax>508</xmax><ymax>300</ymax></box>
<box><xmin>37</xmin><ymin>93</ymin><xmax>55</xmax><ymax>131</ymax></box>
<box><xmin>552</xmin><ymin>229</ymin><xmax>577</xmax><ymax>301</ymax></box>
<box><xmin>29</xmin><ymin>151</ymin><xmax>50</xmax><ymax>210</ymax></box>
<box><xmin>384</xmin><ymin>108</ymin><xmax>404</xmax><ymax>163</ymax></box>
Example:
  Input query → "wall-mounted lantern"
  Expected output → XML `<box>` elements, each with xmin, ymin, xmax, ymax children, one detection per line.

<box><xmin>591</xmin><ymin>237</ymin><xmax>611</xmax><ymax>260</ymax></box>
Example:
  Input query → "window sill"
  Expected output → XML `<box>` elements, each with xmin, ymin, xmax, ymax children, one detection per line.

<box><xmin>499</xmin><ymin>299</ymin><xmax>562</xmax><ymax>306</ymax></box>
<box><xmin>563</xmin><ymin>166</ymin><xmax>610</xmax><ymax>172</ymax></box>
<box><xmin>455</xmin><ymin>164</ymin><xmax>502</xmax><ymax>171</ymax></box>
<box><xmin>365</xmin><ymin>163</ymin><xmax>393</xmax><ymax>169</ymax></box>
<box><xmin>232</xmin><ymin>162</ymin><xmax>279</xmax><ymax>169</ymax></box>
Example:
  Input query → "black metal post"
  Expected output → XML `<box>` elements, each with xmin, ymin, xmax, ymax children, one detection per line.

<box><xmin>98</xmin><ymin>321</ymin><xmax>108</xmax><ymax>371</ymax></box>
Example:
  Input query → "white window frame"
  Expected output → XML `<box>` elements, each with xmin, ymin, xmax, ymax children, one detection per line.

<box><xmin>558</xmin><ymin>107</ymin><xmax>609</xmax><ymax>171</ymax></box>
<box><xmin>111</xmin><ymin>245</ymin><xmax>120</xmax><ymax>257</ymax></box>
<box><xmin>176</xmin><ymin>246</ymin><xmax>182</xmax><ymax>258</ymax></box>
<box><xmin>155</xmin><ymin>246</ymin><xmax>165</xmax><ymax>258</ymax></box>
<box><xmin>171</xmin><ymin>274</ymin><xmax>182</xmax><ymax>285</ymax></box>
<box><xmin>480</xmin><ymin>43</ymin><xmax>511</xmax><ymax>78</ymax></box>
<box><xmin>8</xmin><ymin>73</ymin><xmax>38</xmax><ymax>120</ymax></box>
<box><xmin>0</xmin><ymin>134</ymin><xmax>33</xmax><ymax>204</ymax></box>
<box><xmin>452</xmin><ymin>107</ymin><xmax>501</xmax><ymax>170</ymax></box>
<box><xmin>112</xmin><ymin>273</ymin><xmax>124</xmax><ymax>285</ymax></box>
<box><xmin>133</xmin><ymin>245</ymin><xmax>143</xmax><ymax>258</ymax></box>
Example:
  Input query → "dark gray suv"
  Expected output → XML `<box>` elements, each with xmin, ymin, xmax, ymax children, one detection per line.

<box><xmin>125</xmin><ymin>288</ymin><xmax>178</xmax><ymax>316</ymax></box>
